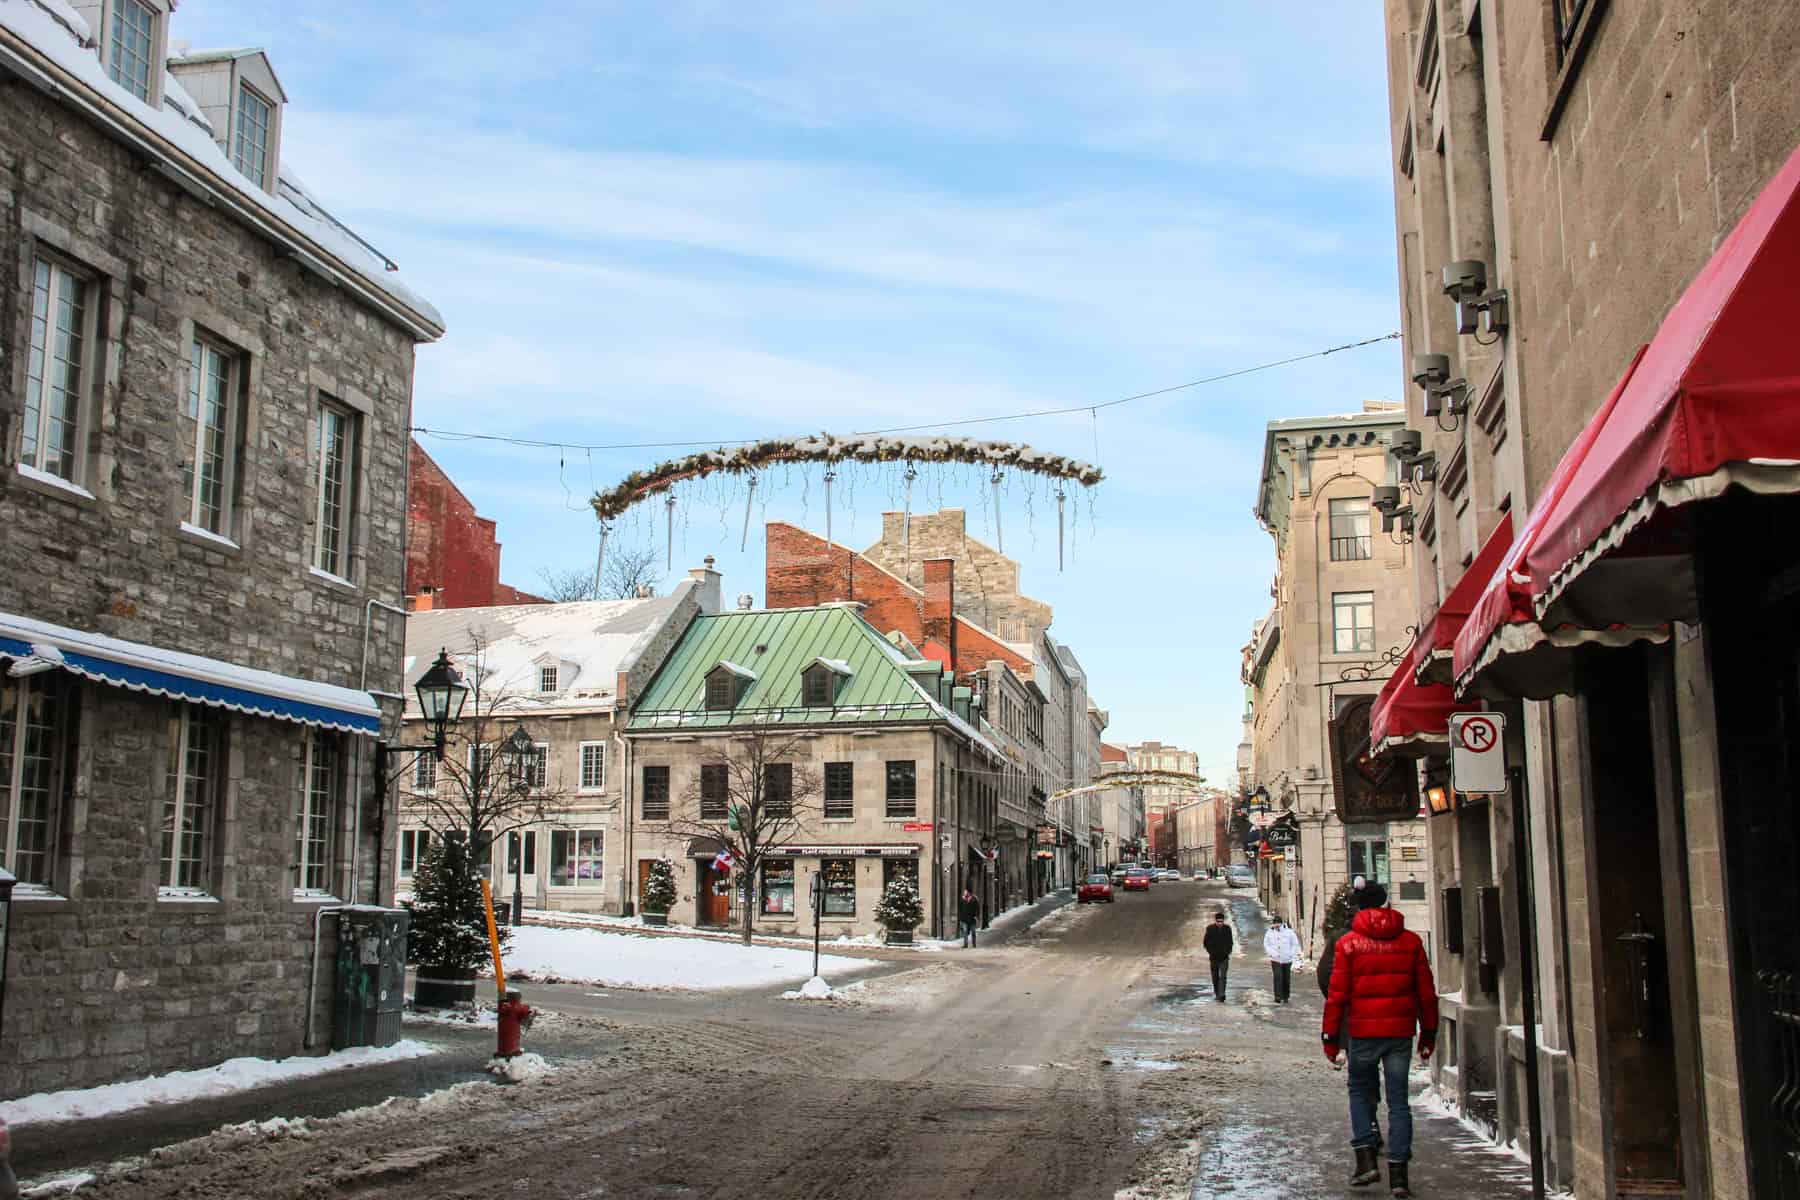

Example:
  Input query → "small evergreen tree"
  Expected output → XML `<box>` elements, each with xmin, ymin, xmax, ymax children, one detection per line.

<box><xmin>405</xmin><ymin>835</ymin><xmax>508</xmax><ymax>971</ymax></box>
<box><xmin>1322</xmin><ymin>880</ymin><xmax>1357</xmax><ymax>939</ymax></box>
<box><xmin>642</xmin><ymin>858</ymin><xmax>678</xmax><ymax>915</ymax></box>
<box><xmin>874</xmin><ymin>874</ymin><xmax>924</xmax><ymax>931</ymax></box>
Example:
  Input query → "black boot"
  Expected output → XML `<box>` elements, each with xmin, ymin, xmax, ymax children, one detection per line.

<box><xmin>1350</xmin><ymin>1146</ymin><xmax>1381</xmax><ymax>1187</ymax></box>
<box><xmin>1388</xmin><ymin>1160</ymin><xmax>1410</xmax><ymax>1198</ymax></box>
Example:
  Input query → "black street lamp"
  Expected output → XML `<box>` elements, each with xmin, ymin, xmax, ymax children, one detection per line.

<box><xmin>372</xmin><ymin>649</ymin><xmax>470</xmax><ymax>896</ymax></box>
<box><xmin>0</xmin><ymin>867</ymin><xmax>14</xmax><ymax>1039</ymax></box>
<box><xmin>498</xmin><ymin>724</ymin><xmax>539</xmax><ymax>928</ymax></box>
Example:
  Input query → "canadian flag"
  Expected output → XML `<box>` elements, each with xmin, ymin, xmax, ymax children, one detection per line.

<box><xmin>712</xmin><ymin>847</ymin><xmax>737</xmax><ymax>873</ymax></box>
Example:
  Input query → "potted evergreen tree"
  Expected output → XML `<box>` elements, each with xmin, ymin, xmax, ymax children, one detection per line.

<box><xmin>406</xmin><ymin>835</ymin><xmax>507</xmax><ymax>1007</ymax></box>
<box><xmin>874</xmin><ymin>873</ymin><xmax>924</xmax><ymax>945</ymax></box>
<box><xmin>641</xmin><ymin>858</ymin><xmax>678</xmax><ymax>927</ymax></box>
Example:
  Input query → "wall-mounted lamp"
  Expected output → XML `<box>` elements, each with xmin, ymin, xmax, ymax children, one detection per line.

<box><xmin>1442</xmin><ymin>260</ymin><xmax>1511</xmax><ymax>340</ymax></box>
<box><xmin>1425</xmin><ymin>784</ymin><xmax>1454</xmax><ymax>815</ymax></box>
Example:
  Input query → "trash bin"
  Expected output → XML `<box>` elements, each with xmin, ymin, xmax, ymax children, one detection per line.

<box><xmin>332</xmin><ymin>907</ymin><xmax>408</xmax><ymax>1050</ymax></box>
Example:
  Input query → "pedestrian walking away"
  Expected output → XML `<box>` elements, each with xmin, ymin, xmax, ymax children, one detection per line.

<box><xmin>957</xmin><ymin>886</ymin><xmax>980</xmax><ymax>948</ymax></box>
<box><xmin>1263</xmin><ymin>916</ymin><xmax>1301</xmax><ymax>1003</ymax></box>
<box><xmin>1320</xmin><ymin>881</ymin><xmax>1438</xmax><ymax>1198</ymax></box>
<box><xmin>1202</xmin><ymin>910</ymin><xmax>1234</xmax><ymax>1002</ymax></box>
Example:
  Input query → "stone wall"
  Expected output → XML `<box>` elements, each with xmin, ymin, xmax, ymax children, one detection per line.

<box><xmin>865</xmin><ymin>509</ymin><xmax>1053</xmax><ymax>646</ymax></box>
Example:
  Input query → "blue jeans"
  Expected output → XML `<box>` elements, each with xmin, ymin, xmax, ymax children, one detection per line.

<box><xmin>960</xmin><ymin>920</ymin><xmax>978</xmax><ymax>947</ymax></box>
<box><xmin>1347</xmin><ymin>1036</ymin><xmax>1413</xmax><ymax>1162</ymax></box>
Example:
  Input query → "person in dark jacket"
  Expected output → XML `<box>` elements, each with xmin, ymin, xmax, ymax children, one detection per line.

<box><xmin>1321</xmin><ymin>886</ymin><xmax>1438</xmax><ymax>1198</ymax></box>
<box><xmin>957</xmin><ymin>887</ymin><xmax>980</xmax><ymax>948</ymax></box>
<box><xmin>1318</xmin><ymin>875</ymin><xmax>1376</xmax><ymax>998</ymax></box>
<box><xmin>1201</xmin><ymin>911</ymin><xmax>1234</xmax><ymax>1002</ymax></box>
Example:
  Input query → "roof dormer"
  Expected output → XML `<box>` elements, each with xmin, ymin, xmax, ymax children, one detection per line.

<box><xmin>531</xmin><ymin>653</ymin><xmax>578</xmax><ymax>696</ymax></box>
<box><xmin>167</xmin><ymin>47</ymin><xmax>288</xmax><ymax>193</ymax></box>
<box><xmin>74</xmin><ymin>0</ymin><xmax>173</xmax><ymax>107</ymax></box>
<box><xmin>801</xmin><ymin>658</ymin><xmax>852</xmax><ymax>707</ymax></box>
<box><xmin>705</xmin><ymin>661</ymin><xmax>756</xmax><ymax>711</ymax></box>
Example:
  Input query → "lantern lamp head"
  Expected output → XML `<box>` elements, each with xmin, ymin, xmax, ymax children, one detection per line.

<box><xmin>413</xmin><ymin>649</ymin><xmax>469</xmax><ymax>757</ymax></box>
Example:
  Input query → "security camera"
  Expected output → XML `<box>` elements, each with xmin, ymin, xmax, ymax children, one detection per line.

<box><xmin>1442</xmin><ymin>260</ymin><xmax>1488</xmax><ymax>301</ymax></box>
<box><xmin>1411</xmin><ymin>354</ymin><xmax>1449</xmax><ymax>388</ymax></box>
<box><xmin>1371</xmin><ymin>485</ymin><xmax>1402</xmax><ymax>515</ymax></box>
<box><xmin>1390</xmin><ymin>430</ymin><xmax>1423</xmax><ymax>462</ymax></box>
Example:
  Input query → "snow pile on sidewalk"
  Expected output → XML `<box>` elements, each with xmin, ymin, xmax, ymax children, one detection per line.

<box><xmin>487</xmin><ymin>1053</ymin><xmax>553</xmax><ymax>1083</ymax></box>
<box><xmin>21</xmin><ymin>1173</ymin><xmax>96</xmax><ymax>1197</ymax></box>
<box><xmin>501</xmin><ymin>924</ymin><xmax>877</xmax><ymax>991</ymax></box>
<box><xmin>780</xmin><ymin>975</ymin><xmax>839</xmax><ymax>1001</ymax></box>
<box><xmin>0</xmin><ymin>1040</ymin><xmax>438</xmax><ymax>1127</ymax></box>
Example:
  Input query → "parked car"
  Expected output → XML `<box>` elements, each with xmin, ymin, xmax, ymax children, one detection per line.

<box><xmin>1121</xmin><ymin>869</ymin><xmax>1152</xmax><ymax>892</ymax></box>
<box><xmin>1227</xmin><ymin>865</ymin><xmax>1255</xmax><ymax>888</ymax></box>
<box><xmin>1157</xmin><ymin>868</ymin><xmax>1181</xmax><ymax>882</ymax></box>
<box><xmin>1078</xmin><ymin>873</ymin><xmax>1115</xmax><ymax>903</ymax></box>
<box><xmin>0</xmin><ymin>1114</ymin><xmax>17</xmax><ymax>1200</ymax></box>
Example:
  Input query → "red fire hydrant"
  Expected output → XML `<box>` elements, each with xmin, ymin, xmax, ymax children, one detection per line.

<box><xmin>496</xmin><ymin>987</ymin><xmax>533</xmax><ymax>1059</ymax></box>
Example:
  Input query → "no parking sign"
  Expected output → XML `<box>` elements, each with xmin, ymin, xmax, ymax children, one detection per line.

<box><xmin>1449</xmin><ymin>713</ymin><xmax>1507</xmax><ymax>794</ymax></box>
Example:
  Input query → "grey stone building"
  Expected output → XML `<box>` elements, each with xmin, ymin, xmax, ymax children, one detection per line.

<box><xmin>1377</xmin><ymin>3</ymin><xmax>1800</xmax><ymax>1194</ymax></box>
<box><xmin>0</xmin><ymin>0</ymin><xmax>441</xmax><ymax>1093</ymax></box>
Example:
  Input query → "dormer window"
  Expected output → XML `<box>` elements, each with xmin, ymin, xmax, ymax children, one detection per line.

<box><xmin>538</xmin><ymin>666</ymin><xmax>559</xmax><ymax>694</ymax></box>
<box><xmin>108</xmin><ymin>0</ymin><xmax>157</xmax><ymax>102</ymax></box>
<box><xmin>705</xmin><ymin>662</ymin><xmax>756</xmax><ymax>711</ymax></box>
<box><xmin>801</xmin><ymin>659</ymin><xmax>853</xmax><ymax>707</ymax></box>
<box><xmin>232</xmin><ymin>84</ymin><xmax>273</xmax><ymax>182</ymax></box>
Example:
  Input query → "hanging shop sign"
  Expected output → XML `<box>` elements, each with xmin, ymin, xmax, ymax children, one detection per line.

<box><xmin>1266</xmin><ymin>824</ymin><xmax>1298</xmax><ymax>850</ymax></box>
<box><xmin>1329</xmin><ymin>695</ymin><xmax>1422</xmax><ymax>823</ymax></box>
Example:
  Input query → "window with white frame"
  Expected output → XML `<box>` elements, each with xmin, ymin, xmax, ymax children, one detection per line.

<box><xmin>467</xmin><ymin>742</ymin><xmax>495</xmax><ymax>784</ymax></box>
<box><xmin>1329</xmin><ymin>497</ymin><xmax>1372</xmax><ymax>561</ymax></box>
<box><xmin>578</xmin><ymin>741</ymin><xmax>606</xmax><ymax>792</ymax></box>
<box><xmin>295</xmin><ymin>732</ymin><xmax>340</xmax><ymax>894</ymax></box>
<box><xmin>550</xmin><ymin>828</ymin><xmax>603</xmax><ymax>886</ymax></box>
<box><xmin>0</xmin><ymin>674</ymin><xmax>74</xmax><ymax>887</ymax></box>
<box><xmin>312</xmin><ymin>399</ymin><xmax>358</xmax><ymax>579</ymax></box>
<box><xmin>161</xmin><ymin>706</ymin><xmax>224</xmax><ymax>893</ymax></box>
<box><xmin>413</xmin><ymin>751</ymin><xmax>436</xmax><ymax>792</ymax></box>
<box><xmin>107</xmin><ymin>0</ymin><xmax>156</xmax><ymax>102</ymax></box>
<box><xmin>524</xmin><ymin>743</ymin><xmax>548</xmax><ymax>791</ymax></box>
<box><xmin>23</xmin><ymin>255</ymin><xmax>96</xmax><ymax>484</ymax></box>
<box><xmin>538</xmin><ymin>666</ymin><xmax>559</xmax><ymax>693</ymax></box>
<box><xmin>232</xmin><ymin>83</ymin><xmax>273</xmax><ymax>183</ymax></box>
<box><xmin>398</xmin><ymin>828</ymin><xmax>431</xmax><ymax>879</ymax></box>
<box><xmin>1332</xmin><ymin>591</ymin><xmax>1376</xmax><ymax>654</ymax></box>
<box><xmin>183</xmin><ymin>336</ymin><xmax>242</xmax><ymax>536</ymax></box>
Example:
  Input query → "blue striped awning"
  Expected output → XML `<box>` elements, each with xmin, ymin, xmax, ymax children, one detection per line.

<box><xmin>0</xmin><ymin>615</ymin><xmax>380</xmax><ymax>735</ymax></box>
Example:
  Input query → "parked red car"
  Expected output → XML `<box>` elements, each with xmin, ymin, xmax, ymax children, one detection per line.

<box><xmin>1077</xmin><ymin>873</ymin><xmax>1115</xmax><ymax>903</ymax></box>
<box><xmin>1121</xmin><ymin>869</ymin><xmax>1152</xmax><ymax>892</ymax></box>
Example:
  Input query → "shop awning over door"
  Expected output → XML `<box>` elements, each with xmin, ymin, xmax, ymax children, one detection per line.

<box><xmin>1370</xmin><ymin>637</ymin><xmax>1467</xmax><ymax>758</ymax></box>
<box><xmin>1458</xmin><ymin>137</ymin><xmax>1800</xmax><ymax>696</ymax></box>
<box><xmin>1415</xmin><ymin>512</ymin><xmax>1512</xmax><ymax>686</ymax></box>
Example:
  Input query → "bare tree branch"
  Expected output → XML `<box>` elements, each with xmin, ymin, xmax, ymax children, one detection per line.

<box><xmin>535</xmin><ymin>565</ymin><xmax>595</xmax><ymax>602</ymax></box>
<box><xmin>601</xmin><ymin>543</ymin><xmax>662</xmax><ymax>600</ymax></box>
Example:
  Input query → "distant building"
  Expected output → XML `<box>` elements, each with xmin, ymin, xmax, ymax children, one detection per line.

<box><xmin>406</xmin><ymin>440</ymin><xmax>546</xmax><ymax>610</ymax></box>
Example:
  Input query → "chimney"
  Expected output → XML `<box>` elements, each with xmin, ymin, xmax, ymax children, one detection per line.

<box><xmin>922</xmin><ymin>557</ymin><xmax>956</xmax><ymax>670</ymax></box>
<box><xmin>687</xmin><ymin>555</ymin><xmax>722</xmax><ymax>614</ymax></box>
<box><xmin>409</xmin><ymin>587</ymin><xmax>436</xmax><ymax>613</ymax></box>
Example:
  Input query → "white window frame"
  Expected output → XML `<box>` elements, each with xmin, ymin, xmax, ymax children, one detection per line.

<box><xmin>539</xmin><ymin>666</ymin><xmax>559</xmax><ymax>693</ymax></box>
<box><xmin>161</xmin><ymin>705</ymin><xmax>223</xmax><ymax>896</ymax></box>
<box><xmin>1332</xmin><ymin>591</ymin><xmax>1376</xmax><ymax>654</ymax></box>
<box><xmin>184</xmin><ymin>335</ymin><xmax>242</xmax><ymax>538</ymax></box>
<box><xmin>107</xmin><ymin>0</ymin><xmax>157</xmax><ymax>103</ymax></box>
<box><xmin>577</xmin><ymin>741</ymin><xmax>607</xmax><ymax>792</ymax></box>
<box><xmin>295</xmin><ymin>731</ymin><xmax>340</xmax><ymax>897</ymax></box>
<box><xmin>1328</xmin><ymin>497</ymin><xmax>1372</xmax><ymax>562</ymax></box>
<box><xmin>525</xmin><ymin>742</ymin><xmax>549</xmax><ymax>791</ymax></box>
<box><xmin>413</xmin><ymin>752</ymin><xmax>437</xmax><ymax>792</ymax></box>
<box><xmin>549</xmin><ymin>827</ymin><xmax>605</xmax><ymax>887</ymax></box>
<box><xmin>0</xmin><ymin>675</ymin><xmax>72</xmax><ymax>888</ymax></box>
<box><xmin>312</xmin><ymin>398</ymin><xmax>358</xmax><ymax>580</ymax></box>
<box><xmin>398</xmin><ymin>828</ymin><xmax>431</xmax><ymax>879</ymax></box>
<box><xmin>22</xmin><ymin>253</ymin><xmax>98</xmax><ymax>485</ymax></box>
<box><xmin>232</xmin><ymin>82</ymin><xmax>273</xmax><ymax>184</ymax></box>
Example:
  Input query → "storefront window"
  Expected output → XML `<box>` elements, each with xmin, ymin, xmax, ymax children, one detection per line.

<box><xmin>761</xmin><ymin>860</ymin><xmax>795</xmax><ymax>914</ymax></box>
<box><xmin>821</xmin><ymin>857</ymin><xmax>856</xmax><ymax>916</ymax></box>
<box><xmin>1347</xmin><ymin>825</ymin><xmax>1389</xmax><ymax>885</ymax></box>
<box><xmin>882</xmin><ymin>857</ymin><xmax>918</xmax><ymax>894</ymax></box>
<box><xmin>551</xmin><ymin>828</ymin><xmax>605</xmax><ymax>885</ymax></box>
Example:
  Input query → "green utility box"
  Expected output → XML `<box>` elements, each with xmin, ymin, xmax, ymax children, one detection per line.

<box><xmin>331</xmin><ymin>907</ymin><xmax>409</xmax><ymax>1050</ymax></box>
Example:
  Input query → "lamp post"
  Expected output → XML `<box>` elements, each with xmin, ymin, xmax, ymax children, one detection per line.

<box><xmin>499</xmin><ymin>725</ymin><xmax>537</xmax><ymax>927</ymax></box>
<box><xmin>0</xmin><ymin>867</ymin><xmax>14</xmax><ymax>1039</ymax></box>
<box><xmin>372</xmin><ymin>649</ymin><xmax>470</xmax><ymax>898</ymax></box>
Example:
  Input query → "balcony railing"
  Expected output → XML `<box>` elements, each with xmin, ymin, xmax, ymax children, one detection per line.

<box><xmin>1330</xmin><ymin>535</ymin><xmax>1372</xmax><ymax>561</ymax></box>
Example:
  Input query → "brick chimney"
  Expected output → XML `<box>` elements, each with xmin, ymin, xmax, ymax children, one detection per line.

<box><xmin>409</xmin><ymin>587</ymin><xmax>437</xmax><ymax>613</ymax></box>
<box><xmin>922</xmin><ymin>558</ymin><xmax>956</xmax><ymax>670</ymax></box>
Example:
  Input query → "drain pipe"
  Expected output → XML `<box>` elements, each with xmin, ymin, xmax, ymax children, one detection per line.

<box><xmin>304</xmin><ymin>905</ymin><xmax>344</xmax><ymax>1050</ymax></box>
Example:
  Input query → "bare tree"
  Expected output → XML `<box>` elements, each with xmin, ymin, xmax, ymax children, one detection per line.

<box><xmin>649</xmin><ymin>730</ymin><xmax>823</xmax><ymax>944</ymax></box>
<box><xmin>399</xmin><ymin>631</ymin><xmax>575</xmax><ymax>876</ymax></box>
<box><xmin>534</xmin><ymin>543</ymin><xmax>663</xmax><ymax>603</ymax></box>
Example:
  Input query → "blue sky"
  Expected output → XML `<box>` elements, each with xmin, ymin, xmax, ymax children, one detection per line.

<box><xmin>175</xmin><ymin>1</ymin><xmax>1401</xmax><ymax>783</ymax></box>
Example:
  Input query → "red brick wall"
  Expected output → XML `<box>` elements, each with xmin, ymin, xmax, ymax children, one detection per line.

<box><xmin>764</xmin><ymin>523</ymin><xmax>1030</xmax><ymax>677</ymax></box>
<box><xmin>406</xmin><ymin>441</ymin><xmax>547</xmax><ymax>609</ymax></box>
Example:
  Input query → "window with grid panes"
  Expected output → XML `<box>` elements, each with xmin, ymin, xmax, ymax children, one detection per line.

<box><xmin>295</xmin><ymin>732</ymin><xmax>340</xmax><ymax>893</ymax></box>
<box><xmin>1329</xmin><ymin>497</ymin><xmax>1372</xmax><ymax>561</ymax></box>
<box><xmin>641</xmin><ymin>765</ymin><xmax>670</xmax><ymax>819</ymax></box>
<box><xmin>313</xmin><ymin>399</ymin><xmax>358</xmax><ymax>578</ymax></box>
<box><xmin>1332</xmin><ymin>591</ymin><xmax>1376</xmax><ymax>654</ymax></box>
<box><xmin>107</xmin><ymin>0</ymin><xmax>155</xmax><ymax>101</ymax></box>
<box><xmin>524</xmin><ymin>743</ymin><xmax>548</xmax><ymax>790</ymax></box>
<box><xmin>23</xmin><ymin>256</ymin><xmax>94</xmax><ymax>483</ymax></box>
<box><xmin>820</xmin><ymin>858</ymin><xmax>856</xmax><ymax>916</ymax></box>
<box><xmin>885</xmin><ymin>760</ymin><xmax>917</xmax><ymax>818</ymax></box>
<box><xmin>413</xmin><ymin>752</ymin><xmax>436</xmax><ymax>792</ymax></box>
<box><xmin>232</xmin><ymin>84</ymin><xmax>272</xmax><ymax>183</ymax></box>
<box><xmin>539</xmin><ymin>666</ymin><xmax>558</xmax><ymax>693</ymax></box>
<box><xmin>764</xmin><ymin>762</ymin><xmax>793</xmax><ymax>817</ymax></box>
<box><xmin>161</xmin><ymin>706</ymin><xmax>224</xmax><ymax>893</ymax></box>
<box><xmin>0</xmin><ymin>674</ymin><xmax>74</xmax><ymax>886</ymax></box>
<box><xmin>184</xmin><ymin>337</ymin><xmax>241</xmax><ymax>536</ymax></box>
<box><xmin>399</xmin><ymin>829</ymin><xmax>431</xmax><ymax>878</ymax></box>
<box><xmin>700</xmin><ymin>763</ymin><xmax>729</xmax><ymax>820</ymax></box>
<box><xmin>823</xmin><ymin>761</ymin><xmax>853</xmax><ymax>819</ymax></box>
<box><xmin>578</xmin><ymin>741</ymin><xmax>606</xmax><ymax>791</ymax></box>
<box><xmin>705</xmin><ymin>673</ymin><xmax>738</xmax><ymax>710</ymax></box>
<box><xmin>802</xmin><ymin>667</ymin><xmax>835</xmax><ymax>706</ymax></box>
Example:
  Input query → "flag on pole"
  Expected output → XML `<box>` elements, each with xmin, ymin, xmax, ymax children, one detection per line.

<box><xmin>712</xmin><ymin>847</ymin><xmax>737</xmax><ymax>873</ymax></box>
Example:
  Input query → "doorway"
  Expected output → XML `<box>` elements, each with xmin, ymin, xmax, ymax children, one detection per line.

<box><xmin>505</xmin><ymin>831</ymin><xmax>538</xmax><ymax>911</ymax></box>
<box><xmin>695</xmin><ymin>859</ymin><xmax>731</xmax><ymax>927</ymax></box>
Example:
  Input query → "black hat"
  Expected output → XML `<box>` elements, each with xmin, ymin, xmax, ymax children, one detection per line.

<box><xmin>1353</xmin><ymin>878</ymin><xmax>1389</xmax><ymax>909</ymax></box>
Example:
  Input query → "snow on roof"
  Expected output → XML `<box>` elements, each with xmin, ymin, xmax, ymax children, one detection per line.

<box><xmin>811</xmin><ymin>658</ymin><xmax>854</xmax><ymax>675</ymax></box>
<box><xmin>160</xmin><ymin>70</ymin><xmax>213</xmax><ymax>134</ymax></box>
<box><xmin>403</xmin><ymin>596</ymin><xmax>683</xmax><ymax>711</ymax></box>
<box><xmin>0</xmin><ymin>0</ymin><xmax>442</xmax><ymax>338</ymax></box>
<box><xmin>712</xmin><ymin>660</ymin><xmax>758</xmax><ymax>681</ymax></box>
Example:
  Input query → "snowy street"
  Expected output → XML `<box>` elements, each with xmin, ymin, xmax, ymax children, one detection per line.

<box><xmin>22</xmin><ymin>885</ymin><xmax>1536</xmax><ymax>1199</ymax></box>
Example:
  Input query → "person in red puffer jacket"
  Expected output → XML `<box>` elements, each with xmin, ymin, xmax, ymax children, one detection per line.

<box><xmin>1321</xmin><ymin>882</ymin><xmax>1438</xmax><ymax>1198</ymax></box>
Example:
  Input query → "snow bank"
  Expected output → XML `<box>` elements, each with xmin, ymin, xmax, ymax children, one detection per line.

<box><xmin>487</xmin><ymin>1053</ymin><xmax>553</xmax><ymax>1083</ymax></box>
<box><xmin>21</xmin><ymin>1174</ymin><xmax>95</xmax><ymax>1198</ymax></box>
<box><xmin>501</xmin><ymin>925</ymin><xmax>877</xmax><ymax>991</ymax></box>
<box><xmin>0</xmin><ymin>1040</ymin><xmax>438</xmax><ymax>1127</ymax></box>
<box><xmin>781</xmin><ymin>976</ymin><xmax>836</xmax><ymax>1001</ymax></box>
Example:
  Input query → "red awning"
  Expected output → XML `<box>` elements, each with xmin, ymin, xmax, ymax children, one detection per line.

<box><xmin>1458</xmin><ymin>136</ymin><xmax>1800</xmax><ymax>695</ymax></box>
<box><xmin>1414</xmin><ymin>512</ymin><xmax>1513</xmax><ymax>686</ymax></box>
<box><xmin>1371</xmin><ymin>635</ymin><xmax>1478</xmax><ymax>758</ymax></box>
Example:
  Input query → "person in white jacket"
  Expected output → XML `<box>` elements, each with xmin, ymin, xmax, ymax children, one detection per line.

<box><xmin>1263</xmin><ymin>917</ymin><xmax>1303</xmax><ymax>1003</ymax></box>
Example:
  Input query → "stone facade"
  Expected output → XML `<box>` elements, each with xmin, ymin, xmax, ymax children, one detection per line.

<box><xmin>0</xmin><ymin>5</ymin><xmax>437</xmax><ymax>1093</ymax></box>
<box><xmin>864</xmin><ymin>509</ymin><xmax>1054</xmax><ymax>647</ymax></box>
<box><xmin>405</xmin><ymin>440</ymin><xmax>545</xmax><ymax>609</ymax></box>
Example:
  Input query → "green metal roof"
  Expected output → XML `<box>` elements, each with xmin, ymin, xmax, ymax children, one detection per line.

<box><xmin>627</xmin><ymin>605</ymin><xmax>950</xmax><ymax>731</ymax></box>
